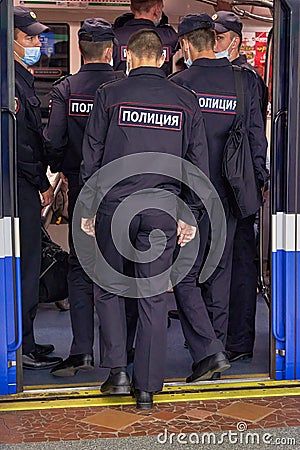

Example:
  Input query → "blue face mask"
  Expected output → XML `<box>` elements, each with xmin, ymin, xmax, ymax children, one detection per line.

<box><xmin>184</xmin><ymin>57</ymin><xmax>193</xmax><ymax>68</ymax></box>
<box><xmin>126</xmin><ymin>58</ymin><xmax>132</xmax><ymax>76</ymax></box>
<box><xmin>14</xmin><ymin>41</ymin><xmax>41</xmax><ymax>66</ymax></box>
<box><xmin>215</xmin><ymin>48</ymin><xmax>230</xmax><ymax>60</ymax></box>
<box><xmin>184</xmin><ymin>47</ymin><xmax>193</xmax><ymax>68</ymax></box>
<box><xmin>21</xmin><ymin>47</ymin><xmax>41</xmax><ymax>66</ymax></box>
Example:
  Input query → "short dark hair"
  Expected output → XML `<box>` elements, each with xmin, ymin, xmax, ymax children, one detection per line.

<box><xmin>79</xmin><ymin>40</ymin><xmax>112</xmax><ymax>60</ymax></box>
<box><xmin>127</xmin><ymin>29</ymin><xmax>163</xmax><ymax>60</ymax></box>
<box><xmin>183</xmin><ymin>28</ymin><xmax>215</xmax><ymax>52</ymax></box>
<box><xmin>131</xmin><ymin>0</ymin><xmax>162</xmax><ymax>14</ymax></box>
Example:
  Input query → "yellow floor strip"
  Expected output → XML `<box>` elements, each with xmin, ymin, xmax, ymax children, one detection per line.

<box><xmin>22</xmin><ymin>372</ymin><xmax>269</xmax><ymax>391</ymax></box>
<box><xmin>1</xmin><ymin>379</ymin><xmax>300</xmax><ymax>412</ymax></box>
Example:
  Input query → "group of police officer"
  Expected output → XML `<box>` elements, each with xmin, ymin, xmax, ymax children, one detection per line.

<box><xmin>14</xmin><ymin>0</ymin><xmax>267</xmax><ymax>410</ymax></box>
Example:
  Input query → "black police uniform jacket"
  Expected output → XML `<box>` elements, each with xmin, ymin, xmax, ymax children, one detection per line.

<box><xmin>113</xmin><ymin>18</ymin><xmax>178</xmax><ymax>75</ymax></box>
<box><xmin>15</xmin><ymin>61</ymin><xmax>50</xmax><ymax>193</ymax></box>
<box><xmin>170</xmin><ymin>57</ymin><xmax>268</xmax><ymax>200</ymax></box>
<box><xmin>43</xmin><ymin>63</ymin><xmax>117</xmax><ymax>176</ymax></box>
<box><xmin>80</xmin><ymin>67</ymin><xmax>209</xmax><ymax>217</ymax></box>
<box><xmin>232</xmin><ymin>54</ymin><xmax>268</xmax><ymax>126</ymax></box>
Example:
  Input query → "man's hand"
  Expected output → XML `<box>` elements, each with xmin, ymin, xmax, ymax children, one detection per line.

<box><xmin>41</xmin><ymin>186</ymin><xmax>54</xmax><ymax>207</ymax></box>
<box><xmin>81</xmin><ymin>217</ymin><xmax>95</xmax><ymax>237</ymax></box>
<box><xmin>60</xmin><ymin>172</ymin><xmax>68</xmax><ymax>184</ymax></box>
<box><xmin>177</xmin><ymin>219</ymin><xmax>197</xmax><ymax>247</ymax></box>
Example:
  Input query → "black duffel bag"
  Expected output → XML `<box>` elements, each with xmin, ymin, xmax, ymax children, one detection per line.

<box><xmin>222</xmin><ymin>66</ymin><xmax>262</xmax><ymax>219</ymax></box>
<box><xmin>39</xmin><ymin>225</ymin><xmax>69</xmax><ymax>303</ymax></box>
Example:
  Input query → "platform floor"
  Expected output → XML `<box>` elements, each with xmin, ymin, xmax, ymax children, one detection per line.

<box><xmin>1</xmin><ymin>394</ymin><xmax>299</xmax><ymax>449</ymax></box>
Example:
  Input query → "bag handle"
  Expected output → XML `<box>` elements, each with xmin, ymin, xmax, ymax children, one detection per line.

<box><xmin>232</xmin><ymin>65</ymin><xmax>244</xmax><ymax>117</ymax></box>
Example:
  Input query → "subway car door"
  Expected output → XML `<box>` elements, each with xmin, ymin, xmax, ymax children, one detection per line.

<box><xmin>272</xmin><ymin>0</ymin><xmax>300</xmax><ymax>380</ymax></box>
<box><xmin>0</xmin><ymin>0</ymin><xmax>23</xmax><ymax>395</ymax></box>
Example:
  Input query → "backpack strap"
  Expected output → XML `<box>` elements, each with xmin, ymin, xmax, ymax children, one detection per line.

<box><xmin>232</xmin><ymin>65</ymin><xmax>244</xmax><ymax>117</ymax></box>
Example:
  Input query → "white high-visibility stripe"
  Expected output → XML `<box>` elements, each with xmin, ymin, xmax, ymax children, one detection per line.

<box><xmin>0</xmin><ymin>219</ymin><xmax>4</xmax><ymax>258</ymax></box>
<box><xmin>14</xmin><ymin>218</ymin><xmax>20</xmax><ymax>258</ymax></box>
<box><xmin>4</xmin><ymin>217</ymin><xmax>13</xmax><ymax>258</ymax></box>
<box><xmin>0</xmin><ymin>217</ymin><xmax>14</xmax><ymax>258</ymax></box>
<box><xmin>272</xmin><ymin>212</ymin><xmax>297</xmax><ymax>252</ymax></box>
<box><xmin>272</xmin><ymin>213</ymin><xmax>277</xmax><ymax>253</ymax></box>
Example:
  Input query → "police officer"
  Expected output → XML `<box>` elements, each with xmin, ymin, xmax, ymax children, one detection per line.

<box><xmin>113</xmin><ymin>0</ymin><xmax>178</xmax><ymax>356</ymax></box>
<box><xmin>170</xmin><ymin>14</ymin><xmax>268</xmax><ymax>377</ymax></box>
<box><xmin>113</xmin><ymin>0</ymin><xmax>178</xmax><ymax>75</ymax></box>
<box><xmin>43</xmin><ymin>19</ymin><xmax>121</xmax><ymax>377</ymax></box>
<box><xmin>213</xmin><ymin>11</ymin><xmax>268</xmax><ymax>362</ymax></box>
<box><xmin>80</xmin><ymin>29</ymin><xmax>209</xmax><ymax>409</ymax></box>
<box><xmin>14</xmin><ymin>6</ymin><xmax>62</xmax><ymax>369</ymax></box>
<box><xmin>213</xmin><ymin>11</ymin><xmax>268</xmax><ymax>124</ymax></box>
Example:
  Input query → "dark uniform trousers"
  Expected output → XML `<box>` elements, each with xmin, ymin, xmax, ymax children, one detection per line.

<box><xmin>18</xmin><ymin>178</ymin><xmax>42</xmax><ymax>355</ymax></box>
<box><xmin>94</xmin><ymin>209</ymin><xmax>177</xmax><ymax>393</ymax></box>
<box><xmin>227</xmin><ymin>55</ymin><xmax>267</xmax><ymax>354</ymax></box>
<box><xmin>172</xmin><ymin>213</ymin><xmax>225</xmax><ymax>363</ymax></box>
<box><xmin>170</xmin><ymin>57</ymin><xmax>267</xmax><ymax>351</ymax></box>
<box><xmin>15</xmin><ymin>60</ymin><xmax>52</xmax><ymax>355</ymax></box>
<box><xmin>201</xmin><ymin>199</ymin><xmax>237</xmax><ymax>346</ymax></box>
<box><xmin>226</xmin><ymin>214</ymin><xmax>257</xmax><ymax>353</ymax></box>
<box><xmin>67</xmin><ymin>175</ymin><xmax>95</xmax><ymax>355</ymax></box>
<box><xmin>43</xmin><ymin>63</ymin><xmax>118</xmax><ymax>357</ymax></box>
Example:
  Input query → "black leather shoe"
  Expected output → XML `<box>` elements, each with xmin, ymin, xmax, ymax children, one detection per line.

<box><xmin>186</xmin><ymin>352</ymin><xmax>230</xmax><ymax>383</ymax></box>
<box><xmin>23</xmin><ymin>352</ymin><xmax>63</xmax><ymax>370</ymax></box>
<box><xmin>50</xmin><ymin>354</ymin><xmax>94</xmax><ymax>377</ymax></box>
<box><xmin>226</xmin><ymin>350</ymin><xmax>253</xmax><ymax>362</ymax></box>
<box><xmin>101</xmin><ymin>371</ymin><xmax>131</xmax><ymax>395</ymax></box>
<box><xmin>134</xmin><ymin>389</ymin><xmax>153</xmax><ymax>410</ymax></box>
<box><xmin>35</xmin><ymin>343</ymin><xmax>55</xmax><ymax>356</ymax></box>
<box><xmin>191</xmin><ymin>363</ymin><xmax>221</xmax><ymax>380</ymax></box>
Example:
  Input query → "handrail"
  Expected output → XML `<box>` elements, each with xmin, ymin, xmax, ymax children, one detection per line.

<box><xmin>233</xmin><ymin>6</ymin><xmax>273</xmax><ymax>22</ymax></box>
<box><xmin>8</xmin><ymin>220</ymin><xmax>23</xmax><ymax>353</ymax></box>
<box><xmin>271</xmin><ymin>110</ymin><xmax>287</xmax><ymax>343</ymax></box>
<box><xmin>1</xmin><ymin>108</ymin><xmax>23</xmax><ymax>353</ymax></box>
<box><xmin>195</xmin><ymin>0</ymin><xmax>274</xmax><ymax>22</ymax></box>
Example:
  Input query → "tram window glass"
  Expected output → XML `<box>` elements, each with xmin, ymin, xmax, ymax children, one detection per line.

<box><xmin>31</xmin><ymin>24</ymin><xmax>70</xmax><ymax>120</ymax></box>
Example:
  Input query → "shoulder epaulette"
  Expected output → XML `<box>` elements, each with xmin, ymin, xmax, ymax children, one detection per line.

<box><xmin>179</xmin><ymin>84</ymin><xmax>198</xmax><ymax>98</ymax></box>
<box><xmin>168</xmin><ymin>75</ymin><xmax>197</xmax><ymax>98</ymax></box>
<box><xmin>98</xmin><ymin>75</ymin><xmax>126</xmax><ymax>90</ymax></box>
<box><xmin>232</xmin><ymin>64</ymin><xmax>243</xmax><ymax>72</ymax></box>
<box><xmin>52</xmin><ymin>74</ymin><xmax>72</xmax><ymax>86</ymax></box>
<box><xmin>235</xmin><ymin>63</ymin><xmax>258</xmax><ymax>78</ymax></box>
<box><xmin>168</xmin><ymin>72</ymin><xmax>177</xmax><ymax>80</ymax></box>
<box><xmin>159</xmin><ymin>23</ymin><xmax>177</xmax><ymax>32</ymax></box>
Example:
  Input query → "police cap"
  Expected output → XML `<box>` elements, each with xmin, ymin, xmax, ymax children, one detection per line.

<box><xmin>131</xmin><ymin>0</ymin><xmax>162</xmax><ymax>8</ymax></box>
<box><xmin>78</xmin><ymin>18</ymin><xmax>117</xmax><ymax>44</ymax></box>
<box><xmin>211</xmin><ymin>11</ymin><xmax>243</xmax><ymax>38</ymax></box>
<box><xmin>14</xmin><ymin>6</ymin><xmax>49</xmax><ymax>35</ymax></box>
<box><xmin>178</xmin><ymin>13</ymin><xmax>215</xmax><ymax>37</ymax></box>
